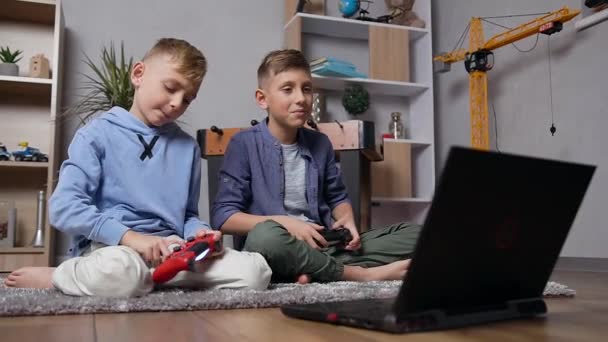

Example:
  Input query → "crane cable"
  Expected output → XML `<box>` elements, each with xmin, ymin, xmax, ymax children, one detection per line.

<box><xmin>548</xmin><ymin>36</ymin><xmax>556</xmax><ymax>136</ymax></box>
<box><xmin>447</xmin><ymin>11</ymin><xmax>551</xmax><ymax>56</ymax></box>
<box><xmin>452</xmin><ymin>22</ymin><xmax>471</xmax><ymax>52</ymax></box>
<box><xmin>447</xmin><ymin>13</ymin><xmax>558</xmax><ymax>150</ymax></box>
<box><xmin>477</xmin><ymin>13</ymin><xmax>555</xmax><ymax>135</ymax></box>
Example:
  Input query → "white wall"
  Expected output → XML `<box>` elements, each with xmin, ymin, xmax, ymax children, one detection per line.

<box><xmin>432</xmin><ymin>0</ymin><xmax>608</xmax><ymax>257</ymax></box>
<box><xmin>56</xmin><ymin>0</ymin><xmax>608</xmax><ymax>260</ymax></box>
<box><xmin>56</xmin><ymin>0</ymin><xmax>429</xmax><ymax>258</ymax></box>
<box><xmin>56</xmin><ymin>0</ymin><xmax>285</xmax><ymax>257</ymax></box>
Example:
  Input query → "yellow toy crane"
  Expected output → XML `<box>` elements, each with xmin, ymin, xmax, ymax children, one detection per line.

<box><xmin>434</xmin><ymin>6</ymin><xmax>581</xmax><ymax>150</ymax></box>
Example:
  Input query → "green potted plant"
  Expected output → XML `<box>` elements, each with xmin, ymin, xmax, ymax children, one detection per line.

<box><xmin>342</xmin><ymin>84</ymin><xmax>370</xmax><ymax>115</ymax></box>
<box><xmin>62</xmin><ymin>42</ymin><xmax>134</xmax><ymax>124</ymax></box>
<box><xmin>0</xmin><ymin>46</ymin><xmax>23</xmax><ymax>76</ymax></box>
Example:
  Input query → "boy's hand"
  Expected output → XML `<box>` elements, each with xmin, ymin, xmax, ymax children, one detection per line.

<box><xmin>333</xmin><ymin>217</ymin><xmax>361</xmax><ymax>251</ymax></box>
<box><xmin>119</xmin><ymin>230</ymin><xmax>177</xmax><ymax>267</ymax></box>
<box><xmin>278</xmin><ymin>216</ymin><xmax>328</xmax><ymax>249</ymax></box>
<box><xmin>195</xmin><ymin>229</ymin><xmax>224</xmax><ymax>257</ymax></box>
<box><xmin>195</xmin><ymin>228</ymin><xmax>222</xmax><ymax>241</ymax></box>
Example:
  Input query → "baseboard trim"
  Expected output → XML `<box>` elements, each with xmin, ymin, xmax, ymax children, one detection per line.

<box><xmin>555</xmin><ymin>257</ymin><xmax>608</xmax><ymax>272</ymax></box>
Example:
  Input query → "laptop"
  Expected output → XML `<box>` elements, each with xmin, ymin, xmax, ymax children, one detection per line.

<box><xmin>281</xmin><ymin>146</ymin><xmax>596</xmax><ymax>333</ymax></box>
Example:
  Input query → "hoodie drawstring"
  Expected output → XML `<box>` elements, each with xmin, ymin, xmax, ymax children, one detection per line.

<box><xmin>137</xmin><ymin>134</ymin><xmax>159</xmax><ymax>161</ymax></box>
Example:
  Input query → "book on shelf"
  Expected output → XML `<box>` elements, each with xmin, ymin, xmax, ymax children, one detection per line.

<box><xmin>311</xmin><ymin>61</ymin><xmax>367</xmax><ymax>78</ymax></box>
<box><xmin>310</xmin><ymin>56</ymin><xmax>356</xmax><ymax>69</ymax></box>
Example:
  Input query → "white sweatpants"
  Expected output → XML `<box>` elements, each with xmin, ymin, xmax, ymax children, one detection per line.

<box><xmin>51</xmin><ymin>240</ymin><xmax>272</xmax><ymax>297</ymax></box>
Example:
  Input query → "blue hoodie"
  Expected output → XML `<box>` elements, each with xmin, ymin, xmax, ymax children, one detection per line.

<box><xmin>50</xmin><ymin>106</ymin><xmax>210</xmax><ymax>256</ymax></box>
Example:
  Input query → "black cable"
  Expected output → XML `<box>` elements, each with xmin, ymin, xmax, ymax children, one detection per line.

<box><xmin>481</xmin><ymin>12</ymin><xmax>550</xmax><ymax>19</ymax></box>
<box><xmin>492</xmin><ymin>103</ymin><xmax>501</xmax><ymax>152</ymax></box>
<box><xmin>480</xmin><ymin>19</ymin><xmax>541</xmax><ymax>53</ymax></box>
<box><xmin>481</xmin><ymin>18</ymin><xmax>512</xmax><ymax>30</ymax></box>
<box><xmin>454</xmin><ymin>11</ymin><xmax>551</xmax><ymax>53</ymax></box>
<box><xmin>457</xmin><ymin>23</ymin><xmax>470</xmax><ymax>51</ymax></box>
<box><xmin>453</xmin><ymin>22</ymin><xmax>471</xmax><ymax>52</ymax></box>
<box><xmin>444</xmin><ymin>11</ymin><xmax>554</xmax><ymax>146</ymax></box>
<box><xmin>548</xmin><ymin>36</ymin><xmax>556</xmax><ymax>135</ymax></box>
<box><xmin>512</xmin><ymin>33</ymin><xmax>540</xmax><ymax>52</ymax></box>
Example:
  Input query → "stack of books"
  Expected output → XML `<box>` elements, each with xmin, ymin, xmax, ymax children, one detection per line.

<box><xmin>310</xmin><ymin>57</ymin><xmax>367</xmax><ymax>78</ymax></box>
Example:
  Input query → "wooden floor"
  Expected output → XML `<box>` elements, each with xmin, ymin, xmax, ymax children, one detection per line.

<box><xmin>1</xmin><ymin>270</ymin><xmax>607</xmax><ymax>341</ymax></box>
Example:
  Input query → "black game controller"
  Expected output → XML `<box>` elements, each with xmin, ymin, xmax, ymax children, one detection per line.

<box><xmin>320</xmin><ymin>228</ymin><xmax>353</xmax><ymax>248</ymax></box>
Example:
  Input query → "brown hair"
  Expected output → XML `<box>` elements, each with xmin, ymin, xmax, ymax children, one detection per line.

<box><xmin>257</xmin><ymin>49</ymin><xmax>310</xmax><ymax>87</ymax></box>
<box><xmin>144</xmin><ymin>38</ymin><xmax>207</xmax><ymax>84</ymax></box>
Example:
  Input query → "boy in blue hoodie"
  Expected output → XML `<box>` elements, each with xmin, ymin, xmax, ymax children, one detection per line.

<box><xmin>6</xmin><ymin>38</ymin><xmax>271</xmax><ymax>296</ymax></box>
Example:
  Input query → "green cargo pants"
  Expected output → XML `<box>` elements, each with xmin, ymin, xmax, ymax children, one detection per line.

<box><xmin>243</xmin><ymin>220</ymin><xmax>421</xmax><ymax>283</ymax></box>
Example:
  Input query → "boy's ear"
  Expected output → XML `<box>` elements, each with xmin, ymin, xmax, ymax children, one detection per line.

<box><xmin>255</xmin><ymin>88</ymin><xmax>269</xmax><ymax>110</ymax></box>
<box><xmin>131</xmin><ymin>61</ymin><xmax>145</xmax><ymax>88</ymax></box>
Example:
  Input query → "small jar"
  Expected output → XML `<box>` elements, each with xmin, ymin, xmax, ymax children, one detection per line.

<box><xmin>388</xmin><ymin>112</ymin><xmax>405</xmax><ymax>139</ymax></box>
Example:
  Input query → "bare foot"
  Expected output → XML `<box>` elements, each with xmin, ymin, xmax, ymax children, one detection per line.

<box><xmin>343</xmin><ymin>259</ymin><xmax>411</xmax><ymax>282</ymax></box>
<box><xmin>296</xmin><ymin>274</ymin><xmax>311</xmax><ymax>284</ymax></box>
<box><xmin>368</xmin><ymin>259</ymin><xmax>411</xmax><ymax>281</ymax></box>
<box><xmin>5</xmin><ymin>267</ymin><xmax>56</xmax><ymax>289</ymax></box>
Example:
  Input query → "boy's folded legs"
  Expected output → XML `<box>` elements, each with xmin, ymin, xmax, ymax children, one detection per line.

<box><xmin>244</xmin><ymin>220</ymin><xmax>344</xmax><ymax>283</ymax></box>
<box><xmin>334</xmin><ymin>221</ymin><xmax>421</xmax><ymax>268</ymax></box>
<box><xmin>244</xmin><ymin>220</ymin><xmax>419</xmax><ymax>283</ymax></box>
<box><xmin>52</xmin><ymin>241</ymin><xmax>272</xmax><ymax>297</ymax></box>
<box><xmin>161</xmin><ymin>248</ymin><xmax>271</xmax><ymax>290</ymax></box>
<box><xmin>52</xmin><ymin>244</ymin><xmax>154</xmax><ymax>297</ymax></box>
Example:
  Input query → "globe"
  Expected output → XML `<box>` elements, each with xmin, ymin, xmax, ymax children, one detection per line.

<box><xmin>338</xmin><ymin>0</ymin><xmax>360</xmax><ymax>18</ymax></box>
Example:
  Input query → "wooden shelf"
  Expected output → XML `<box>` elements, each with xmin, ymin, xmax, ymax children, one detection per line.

<box><xmin>0</xmin><ymin>0</ymin><xmax>61</xmax><ymax>273</ymax></box>
<box><xmin>0</xmin><ymin>247</ymin><xmax>45</xmax><ymax>254</ymax></box>
<box><xmin>0</xmin><ymin>0</ymin><xmax>56</xmax><ymax>25</ymax></box>
<box><xmin>0</xmin><ymin>161</ymin><xmax>49</xmax><ymax>169</ymax></box>
<box><xmin>382</xmin><ymin>138</ymin><xmax>432</xmax><ymax>148</ymax></box>
<box><xmin>312</xmin><ymin>75</ymin><xmax>428</xmax><ymax>97</ymax></box>
<box><xmin>0</xmin><ymin>75</ymin><xmax>52</xmax><ymax>85</ymax></box>
<box><xmin>0</xmin><ymin>75</ymin><xmax>53</xmax><ymax>96</ymax></box>
<box><xmin>285</xmin><ymin>13</ymin><xmax>429</xmax><ymax>41</ymax></box>
<box><xmin>284</xmin><ymin>0</ymin><xmax>435</xmax><ymax>226</ymax></box>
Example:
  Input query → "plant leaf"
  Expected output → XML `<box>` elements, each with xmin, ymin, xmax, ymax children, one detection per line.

<box><xmin>61</xmin><ymin>41</ymin><xmax>134</xmax><ymax>125</ymax></box>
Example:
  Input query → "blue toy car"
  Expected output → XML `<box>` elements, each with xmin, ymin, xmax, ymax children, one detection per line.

<box><xmin>0</xmin><ymin>143</ymin><xmax>11</xmax><ymax>161</ymax></box>
<box><xmin>11</xmin><ymin>142</ymin><xmax>48</xmax><ymax>162</ymax></box>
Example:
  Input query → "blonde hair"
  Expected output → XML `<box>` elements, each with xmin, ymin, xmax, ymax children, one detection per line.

<box><xmin>144</xmin><ymin>38</ymin><xmax>207</xmax><ymax>84</ymax></box>
<box><xmin>257</xmin><ymin>49</ymin><xmax>310</xmax><ymax>87</ymax></box>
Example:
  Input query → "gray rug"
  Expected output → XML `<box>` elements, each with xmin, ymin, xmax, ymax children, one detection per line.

<box><xmin>0</xmin><ymin>279</ymin><xmax>574</xmax><ymax>317</ymax></box>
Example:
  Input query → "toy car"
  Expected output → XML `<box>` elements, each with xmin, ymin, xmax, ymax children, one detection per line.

<box><xmin>11</xmin><ymin>142</ymin><xmax>48</xmax><ymax>162</ymax></box>
<box><xmin>0</xmin><ymin>143</ymin><xmax>11</xmax><ymax>161</ymax></box>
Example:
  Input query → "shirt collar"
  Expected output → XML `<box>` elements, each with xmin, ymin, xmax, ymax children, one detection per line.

<box><xmin>259</xmin><ymin>117</ymin><xmax>312</xmax><ymax>158</ymax></box>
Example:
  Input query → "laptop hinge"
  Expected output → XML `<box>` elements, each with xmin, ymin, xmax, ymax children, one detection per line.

<box><xmin>391</xmin><ymin>298</ymin><xmax>546</xmax><ymax>333</ymax></box>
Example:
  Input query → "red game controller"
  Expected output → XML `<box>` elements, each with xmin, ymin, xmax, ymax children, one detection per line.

<box><xmin>152</xmin><ymin>234</ymin><xmax>223</xmax><ymax>284</ymax></box>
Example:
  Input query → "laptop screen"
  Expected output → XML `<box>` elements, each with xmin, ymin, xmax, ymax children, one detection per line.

<box><xmin>394</xmin><ymin>147</ymin><xmax>595</xmax><ymax>316</ymax></box>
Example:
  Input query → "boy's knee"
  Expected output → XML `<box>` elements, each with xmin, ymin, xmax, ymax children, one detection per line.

<box><xmin>236</xmin><ymin>251</ymin><xmax>272</xmax><ymax>290</ymax></box>
<box><xmin>55</xmin><ymin>246</ymin><xmax>153</xmax><ymax>297</ymax></box>
<box><xmin>243</xmin><ymin>220</ymin><xmax>289</xmax><ymax>255</ymax></box>
<box><xmin>401</xmin><ymin>222</ymin><xmax>422</xmax><ymax>240</ymax></box>
<box><xmin>203</xmin><ymin>248</ymin><xmax>272</xmax><ymax>290</ymax></box>
<box><xmin>104</xmin><ymin>247</ymin><xmax>154</xmax><ymax>297</ymax></box>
